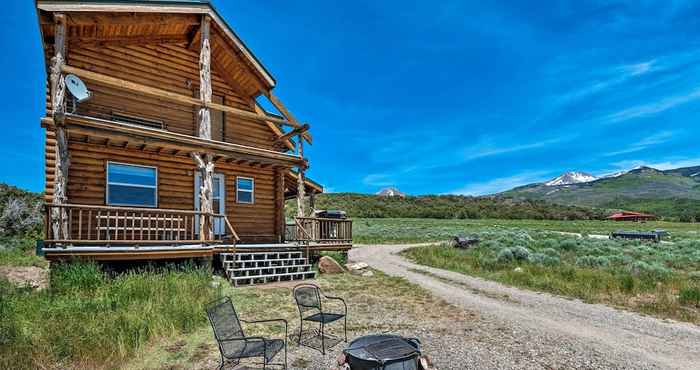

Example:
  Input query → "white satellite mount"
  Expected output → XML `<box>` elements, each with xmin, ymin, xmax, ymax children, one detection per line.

<box><xmin>64</xmin><ymin>74</ymin><xmax>91</xmax><ymax>112</ymax></box>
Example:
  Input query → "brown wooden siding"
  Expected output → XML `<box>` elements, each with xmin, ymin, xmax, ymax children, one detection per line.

<box><xmin>46</xmin><ymin>136</ymin><xmax>281</xmax><ymax>243</ymax></box>
<box><xmin>48</xmin><ymin>42</ymin><xmax>279</xmax><ymax>150</ymax></box>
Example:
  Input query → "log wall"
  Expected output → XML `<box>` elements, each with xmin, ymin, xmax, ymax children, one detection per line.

<box><xmin>43</xmin><ymin>41</ymin><xmax>288</xmax><ymax>243</ymax></box>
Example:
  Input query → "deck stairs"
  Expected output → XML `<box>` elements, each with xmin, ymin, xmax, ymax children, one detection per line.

<box><xmin>221</xmin><ymin>249</ymin><xmax>315</xmax><ymax>286</ymax></box>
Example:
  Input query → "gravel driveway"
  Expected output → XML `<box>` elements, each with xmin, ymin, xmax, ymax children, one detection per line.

<box><xmin>350</xmin><ymin>244</ymin><xmax>700</xmax><ymax>370</ymax></box>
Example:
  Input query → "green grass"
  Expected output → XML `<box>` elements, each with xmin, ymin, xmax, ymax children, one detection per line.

<box><xmin>0</xmin><ymin>261</ymin><xmax>219</xmax><ymax>370</ymax></box>
<box><xmin>401</xmin><ymin>229</ymin><xmax>700</xmax><ymax>324</ymax></box>
<box><xmin>352</xmin><ymin>218</ymin><xmax>700</xmax><ymax>244</ymax></box>
<box><xmin>0</xmin><ymin>236</ymin><xmax>47</xmax><ymax>267</ymax></box>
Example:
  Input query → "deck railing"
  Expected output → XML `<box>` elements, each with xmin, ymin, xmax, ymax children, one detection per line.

<box><xmin>45</xmin><ymin>204</ymin><xmax>239</xmax><ymax>246</ymax></box>
<box><xmin>285</xmin><ymin>217</ymin><xmax>353</xmax><ymax>245</ymax></box>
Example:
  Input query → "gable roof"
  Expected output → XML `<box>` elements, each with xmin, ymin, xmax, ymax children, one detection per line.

<box><xmin>36</xmin><ymin>0</ymin><xmax>276</xmax><ymax>90</ymax></box>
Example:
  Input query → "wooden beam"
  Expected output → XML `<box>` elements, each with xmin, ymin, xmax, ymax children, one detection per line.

<box><xmin>266</xmin><ymin>92</ymin><xmax>312</xmax><ymax>144</ymax></box>
<box><xmin>67</xmin><ymin>34</ymin><xmax>190</xmax><ymax>48</ymax></box>
<box><xmin>193</xmin><ymin>15</ymin><xmax>213</xmax><ymax>241</ymax></box>
<box><xmin>50</xmin><ymin>13</ymin><xmax>69</xmax><ymax>240</ymax></box>
<box><xmin>56</xmin><ymin>12</ymin><xmax>202</xmax><ymax>26</ymax></box>
<box><xmin>187</xmin><ymin>23</ymin><xmax>202</xmax><ymax>50</ymax></box>
<box><xmin>253</xmin><ymin>103</ymin><xmax>294</xmax><ymax>151</ymax></box>
<box><xmin>296</xmin><ymin>136</ymin><xmax>306</xmax><ymax>217</ymax></box>
<box><xmin>61</xmin><ymin>64</ymin><xmax>300</xmax><ymax>128</ymax></box>
<box><xmin>275</xmin><ymin>167</ymin><xmax>285</xmax><ymax>242</ymax></box>
<box><xmin>56</xmin><ymin>115</ymin><xmax>305</xmax><ymax>167</ymax></box>
<box><xmin>277</xmin><ymin>123</ymin><xmax>310</xmax><ymax>143</ymax></box>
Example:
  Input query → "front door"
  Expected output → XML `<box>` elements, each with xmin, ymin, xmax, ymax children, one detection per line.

<box><xmin>195</xmin><ymin>173</ymin><xmax>225</xmax><ymax>236</ymax></box>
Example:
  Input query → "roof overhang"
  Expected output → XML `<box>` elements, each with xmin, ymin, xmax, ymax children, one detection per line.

<box><xmin>35</xmin><ymin>0</ymin><xmax>276</xmax><ymax>89</ymax></box>
<box><xmin>285</xmin><ymin>171</ymin><xmax>324</xmax><ymax>200</ymax></box>
<box><xmin>43</xmin><ymin>114</ymin><xmax>306</xmax><ymax>168</ymax></box>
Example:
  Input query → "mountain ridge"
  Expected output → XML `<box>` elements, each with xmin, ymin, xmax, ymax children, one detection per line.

<box><xmin>500</xmin><ymin>165</ymin><xmax>700</xmax><ymax>220</ymax></box>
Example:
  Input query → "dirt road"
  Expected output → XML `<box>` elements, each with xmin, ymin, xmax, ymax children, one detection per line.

<box><xmin>350</xmin><ymin>244</ymin><xmax>700</xmax><ymax>370</ymax></box>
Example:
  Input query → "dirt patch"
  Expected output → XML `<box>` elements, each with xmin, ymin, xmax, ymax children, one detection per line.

<box><xmin>0</xmin><ymin>265</ymin><xmax>48</xmax><ymax>290</ymax></box>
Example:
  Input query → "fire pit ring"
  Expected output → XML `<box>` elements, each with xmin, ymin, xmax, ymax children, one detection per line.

<box><xmin>342</xmin><ymin>334</ymin><xmax>422</xmax><ymax>370</ymax></box>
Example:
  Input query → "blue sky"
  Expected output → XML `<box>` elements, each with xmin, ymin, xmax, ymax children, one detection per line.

<box><xmin>3</xmin><ymin>1</ymin><xmax>700</xmax><ymax>195</ymax></box>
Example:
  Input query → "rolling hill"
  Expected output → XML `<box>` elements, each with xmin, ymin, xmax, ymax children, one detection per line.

<box><xmin>500</xmin><ymin>166</ymin><xmax>700</xmax><ymax>220</ymax></box>
<box><xmin>288</xmin><ymin>193</ymin><xmax>606</xmax><ymax>220</ymax></box>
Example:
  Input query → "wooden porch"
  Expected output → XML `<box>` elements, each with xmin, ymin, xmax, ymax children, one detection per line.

<box><xmin>42</xmin><ymin>203</ymin><xmax>352</xmax><ymax>260</ymax></box>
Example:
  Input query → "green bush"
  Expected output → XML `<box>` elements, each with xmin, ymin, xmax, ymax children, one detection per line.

<box><xmin>679</xmin><ymin>287</ymin><xmax>700</xmax><ymax>306</ymax></box>
<box><xmin>529</xmin><ymin>252</ymin><xmax>560</xmax><ymax>266</ymax></box>
<box><xmin>496</xmin><ymin>248</ymin><xmax>514</xmax><ymax>263</ymax></box>
<box><xmin>511</xmin><ymin>246</ymin><xmax>531</xmax><ymax>261</ymax></box>
<box><xmin>576</xmin><ymin>255</ymin><xmax>610</xmax><ymax>268</ymax></box>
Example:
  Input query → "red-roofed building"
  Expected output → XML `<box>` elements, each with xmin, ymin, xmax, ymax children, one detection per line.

<box><xmin>607</xmin><ymin>211</ymin><xmax>656</xmax><ymax>222</ymax></box>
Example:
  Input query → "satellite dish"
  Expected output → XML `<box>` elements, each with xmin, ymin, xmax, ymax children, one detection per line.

<box><xmin>65</xmin><ymin>74</ymin><xmax>91</xmax><ymax>103</ymax></box>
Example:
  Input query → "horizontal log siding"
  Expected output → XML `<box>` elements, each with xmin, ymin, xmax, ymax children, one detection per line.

<box><xmin>46</xmin><ymin>136</ymin><xmax>279</xmax><ymax>243</ymax></box>
<box><xmin>55</xmin><ymin>43</ymin><xmax>277</xmax><ymax>149</ymax></box>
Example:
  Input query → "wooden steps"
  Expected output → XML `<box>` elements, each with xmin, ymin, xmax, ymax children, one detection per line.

<box><xmin>221</xmin><ymin>250</ymin><xmax>315</xmax><ymax>286</ymax></box>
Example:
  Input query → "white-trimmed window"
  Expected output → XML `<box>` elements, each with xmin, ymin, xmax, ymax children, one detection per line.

<box><xmin>106</xmin><ymin>162</ymin><xmax>157</xmax><ymax>207</ymax></box>
<box><xmin>236</xmin><ymin>177</ymin><xmax>254</xmax><ymax>204</ymax></box>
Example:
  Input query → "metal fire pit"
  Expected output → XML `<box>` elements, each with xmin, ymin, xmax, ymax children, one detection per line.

<box><xmin>342</xmin><ymin>334</ymin><xmax>422</xmax><ymax>370</ymax></box>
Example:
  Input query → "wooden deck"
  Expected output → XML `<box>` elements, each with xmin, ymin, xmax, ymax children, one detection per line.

<box><xmin>42</xmin><ymin>204</ymin><xmax>352</xmax><ymax>261</ymax></box>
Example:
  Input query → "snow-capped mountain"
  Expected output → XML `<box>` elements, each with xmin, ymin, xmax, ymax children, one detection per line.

<box><xmin>603</xmin><ymin>171</ymin><xmax>627</xmax><ymax>179</ymax></box>
<box><xmin>376</xmin><ymin>187</ymin><xmax>406</xmax><ymax>197</ymax></box>
<box><xmin>544</xmin><ymin>172</ymin><xmax>598</xmax><ymax>186</ymax></box>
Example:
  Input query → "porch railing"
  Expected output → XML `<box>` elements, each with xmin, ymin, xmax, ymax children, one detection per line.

<box><xmin>285</xmin><ymin>217</ymin><xmax>353</xmax><ymax>244</ymax></box>
<box><xmin>45</xmin><ymin>204</ymin><xmax>239</xmax><ymax>246</ymax></box>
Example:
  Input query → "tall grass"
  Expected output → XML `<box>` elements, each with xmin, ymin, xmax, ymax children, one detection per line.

<box><xmin>402</xmin><ymin>230</ymin><xmax>700</xmax><ymax>324</ymax></box>
<box><xmin>0</xmin><ymin>261</ymin><xmax>218</xmax><ymax>370</ymax></box>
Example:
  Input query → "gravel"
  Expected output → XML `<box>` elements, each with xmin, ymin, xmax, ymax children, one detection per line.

<box><xmin>349</xmin><ymin>244</ymin><xmax>700</xmax><ymax>370</ymax></box>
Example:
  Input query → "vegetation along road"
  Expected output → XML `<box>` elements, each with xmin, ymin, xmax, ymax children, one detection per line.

<box><xmin>350</xmin><ymin>244</ymin><xmax>700</xmax><ymax>370</ymax></box>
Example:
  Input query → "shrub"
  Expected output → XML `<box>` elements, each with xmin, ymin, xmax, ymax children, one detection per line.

<box><xmin>529</xmin><ymin>253</ymin><xmax>560</xmax><ymax>266</ymax></box>
<box><xmin>619</xmin><ymin>274</ymin><xmax>635</xmax><ymax>293</ymax></box>
<box><xmin>629</xmin><ymin>261</ymin><xmax>671</xmax><ymax>279</ymax></box>
<box><xmin>576</xmin><ymin>255</ymin><xmax>610</xmax><ymax>268</ymax></box>
<box><xmin>558</xmin><ymin>239</ymin><xmax>579</xmax><ymax>251</ymax></box>
<box><xmin>496</xmin><ymin>248</ymin><xmax>514</xmax><ymax>263</ymax></box>
<box><xmin>689</xmin><ymin>272</ymin><xmax>700</xmax><ymax>281</ymax></box>
<box><xmin>541</xmin><ymin>248</ymin><xmax>559</xmax><ymax>257</ymax></box>
<box><xmin>511</xmin><ymin>246</ymin><xmax>531</xmax><ymax>261</ymax></box>
<box><xmin>679</xmin><ymin>287</ymin><xmax>700</xmax><ymax>306</ymax></box>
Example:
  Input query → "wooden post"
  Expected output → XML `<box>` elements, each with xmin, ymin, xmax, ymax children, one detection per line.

<box><xmin>51</xmin><ymin>14</ymin><xmax>69</xmax><ymax>240</ymax></box>
<box><xmin>274</xmin><ymin>167</ymin><xmax>286</xmax><ymax>242</ymax></box>
<box><xmin>309</xmin><ymin>191</ymin><xmax>316</xmax><ymax>214</ymax></box>
<box><xmin>192</xmin><ymin>15</ymin><xmax>214</xmax><ymax>241</ymax></box>
<box><xmin>296</xmin><ymin>135</ymin><xmax>306</xmax><ymax>218</ymax></box>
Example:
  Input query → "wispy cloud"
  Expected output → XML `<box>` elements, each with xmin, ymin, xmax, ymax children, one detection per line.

<box><xmin>448</xmin><ymin>170</ymin><xmax>551</xmax><ymax>196</ymax></box>
<box><xmin>463</xmin><ymin>137</ymin><xmax>568</xmax><ymax>161</ymax></box>
<box><xmin>605</xmin><ymin>87</ymin><xmax>700</xmax><ymax>124</ymax></box>
<box><xmin>603</xmin><ymin>130</ymin><xmax>677</xmax><ymax>157</ymax></box>
<box><xmin>362</xmin><ymin>173</ymin><xmax>396</xmax><ymax>187</ymax></box>
<box><xmin>611</xmin><ymin>157</ymin><xmax>700</xmax><ymax>171</ymax></box>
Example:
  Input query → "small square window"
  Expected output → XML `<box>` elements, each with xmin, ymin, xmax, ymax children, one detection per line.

<box><xmin>236</xmin><ymin>177</ymin><xmax>254</xmax><ymax>204</ymax></box>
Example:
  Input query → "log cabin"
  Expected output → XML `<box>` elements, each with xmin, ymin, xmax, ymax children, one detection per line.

<box><xmin>35</xmin><ymin>0</ymin><xmax>351</xmax><ymax>284</ymax></box>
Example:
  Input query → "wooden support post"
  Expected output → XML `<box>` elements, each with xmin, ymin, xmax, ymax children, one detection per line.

<box><xmin>193</xmin><ymin>15</ymin><xmax>214</xmax><ymax>241</ymax></box>
<box><xmin>309</xmin><ymin>191</ymin><xmax>316</xmax><ymax>214</ymax></box>
<box><xmin>275</xmin><ymin>167</ymin><xmax>286</xmax><ymax>242</ymax></box>
<box><xmin>296</xmin><ymin>135</ymin><xmax>306</xmax><ymax>218</ymax></box>
<box><xmin>51</xmin><ymin>14</ymin><xmax>69</xmax><ymax>240</ymax></box>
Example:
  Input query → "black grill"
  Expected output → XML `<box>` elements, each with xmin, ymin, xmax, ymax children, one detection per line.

<box><xmin>344</xmin><ymin>334</ymin><xmax>422</xmax><ymax>370</ymax></box>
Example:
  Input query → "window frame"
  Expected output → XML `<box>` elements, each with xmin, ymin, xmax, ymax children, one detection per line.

<box><xmin>105</xmin><ymin>161</ymin><xmax>158</xmax><ymax>208</ymax></box>
<box><xmin>236</xmin><ymin>176</ymin><xmax>255</xmax><ymax>205</ymax></box>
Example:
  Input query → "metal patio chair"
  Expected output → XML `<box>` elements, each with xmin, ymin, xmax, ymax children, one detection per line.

<box><xmin>206</xmin><ymin>297</ymin><xmax>288</xmax><ymax>369</ymax></box>
<box><xmin>293</xmin><ymin>283</ymin><xmax>348</xmax><ymax>355</ymax></box>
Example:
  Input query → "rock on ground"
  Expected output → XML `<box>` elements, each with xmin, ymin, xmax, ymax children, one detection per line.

<box><xmin>318</xmin><ymin>256</ymin><xmax>344</xmax><ymax>274</ymax></box>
